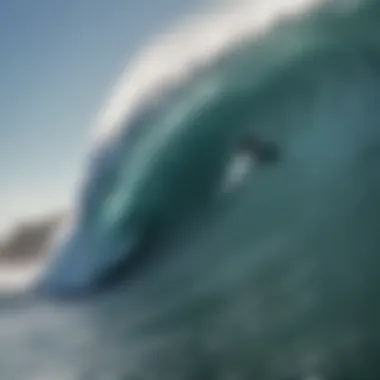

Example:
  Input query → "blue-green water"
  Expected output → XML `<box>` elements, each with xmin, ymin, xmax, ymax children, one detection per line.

<box><xmin>2</xmin><ymin>0</ymin><xmax>380</xmax><ymax>379</ymax></box>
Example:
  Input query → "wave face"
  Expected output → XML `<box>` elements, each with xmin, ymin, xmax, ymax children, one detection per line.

<box><xmin>36</xmin><ymin>0</ymin><xmax>328</xmax><ymax>293</ymax></box>
<box><xmin>21</xmin><ymin>0</ymin><xmax>380</xmax><ymax>379</ymax></box>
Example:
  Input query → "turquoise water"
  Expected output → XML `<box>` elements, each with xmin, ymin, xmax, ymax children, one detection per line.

<box><xmin>2</xmin><ymin>0</ymin><xmax>380</xmax><ymax>379</ymax></box>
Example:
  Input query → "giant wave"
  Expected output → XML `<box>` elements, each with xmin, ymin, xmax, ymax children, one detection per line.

<box><xmin>4</xmin><ymin>0</ymin><xmax>380</xmax><ymax>379</ymax></box>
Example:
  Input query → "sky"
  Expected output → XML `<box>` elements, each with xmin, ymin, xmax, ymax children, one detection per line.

<box><xmin>0</xmin><ymin>0</ymin><xmax>207</xmax><ymax>236</ymax></box>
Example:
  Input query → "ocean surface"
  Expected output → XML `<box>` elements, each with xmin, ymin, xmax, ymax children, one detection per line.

<box><xmin>0</xmin><ymin>270</ymin><xmax>134</xmax><ymax>380</ymax></box>
<box><xmin>0</xmin><ymin>268</ymin><xmax>83</xmax><ymax>380</ymax></box>
<box><xmin>1</xmin><ymin>0</ymin><xmax>379</xmax><ymax>379</ymax></box>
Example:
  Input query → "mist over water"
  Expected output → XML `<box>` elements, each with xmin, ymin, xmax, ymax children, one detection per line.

<box><xmin>0</xmin><ymin>267</ymin><xmax>38</xmax><ymax>292</ymax></box>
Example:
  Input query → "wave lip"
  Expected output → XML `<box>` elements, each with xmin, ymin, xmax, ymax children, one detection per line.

<box><xmin>93</xmin><ymin>0</ymin><xmax>323</xmax><ymax>146</ymax></box>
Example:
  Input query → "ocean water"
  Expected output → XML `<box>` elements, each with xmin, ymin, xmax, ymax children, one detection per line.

<box><xmin>0</xmin><ymin>271</ymin><xmax>140</xmax><ymax>380</ymax></box>
<box><xmin>0</xmin><ymin>294</ymin><xmax>87</xmax><ymax>380</ymax></box>
<box><xmin>1</xmin><ymin>0</ymin><xmax>380</xmax><ymax>379</ymax></box>
<box><xmin>0</xmin><ymin>300</ymin><xmax>139</xmax><ymax>380</ymax></box>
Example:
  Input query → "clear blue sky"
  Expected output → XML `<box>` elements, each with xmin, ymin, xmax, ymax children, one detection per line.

<box><xmin>0</xmin><ymin>0</ymin><xmax>205</xmax><ymax>234</ymax></box>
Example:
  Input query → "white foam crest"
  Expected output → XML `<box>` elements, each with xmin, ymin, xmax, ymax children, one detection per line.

<box><xmin>93</xmin><ymin>0</ymin><xmax>323</xmax><ymax>146</ymax></box>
